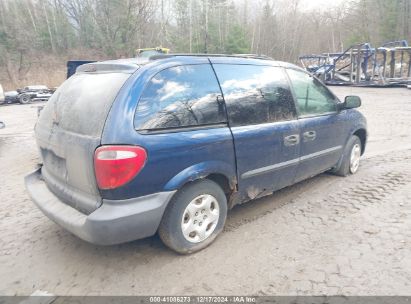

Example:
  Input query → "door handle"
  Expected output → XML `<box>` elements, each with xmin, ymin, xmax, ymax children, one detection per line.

<box><xmin>284</xmin><ymin>134</ymin><xmax>300</xmax><ymax>146</ymax></box>
<box><xmin>303</xmin><ymin>131</ymin><xmax>317</xmax><ymax>142</ymax></box>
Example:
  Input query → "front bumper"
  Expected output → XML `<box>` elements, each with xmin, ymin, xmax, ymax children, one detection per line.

<box><xmin>25</xmin><ymin>168</ymin><xmax>176</xmax><ymax>245</ymax></box>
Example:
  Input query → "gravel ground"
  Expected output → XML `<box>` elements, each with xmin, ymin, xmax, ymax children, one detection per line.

<box><xmin>0</xmin><ymin>87</ymin><xmax>410</xmax><ymax>296</ymax></box>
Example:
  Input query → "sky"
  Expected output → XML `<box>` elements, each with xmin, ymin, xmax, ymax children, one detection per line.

<box><xmin>297</xmin><ymin>0</ymin><xmax>346</xmax><ymax>11</ymax></box>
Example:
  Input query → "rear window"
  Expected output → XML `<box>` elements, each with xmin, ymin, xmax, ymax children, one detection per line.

<box><xmin>134</xmin><ymin>64</ymin><xmax>226</xmax><ymax>131</ymax></box>
<box><xmin>39</xmin><ymin>72</ymin><xmax>130</xmax><ymax>137</ymax></box>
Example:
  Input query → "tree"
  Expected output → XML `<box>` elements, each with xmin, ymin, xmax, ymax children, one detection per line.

<box><xmin>226</xmin><ymin>25</ymin><xmax>249</xmax><ymax>53</ymax></box>
<box><xmin>1</xmin><ymin>0</ymin><xmax>411</xmax><ymax>90</ymax></box>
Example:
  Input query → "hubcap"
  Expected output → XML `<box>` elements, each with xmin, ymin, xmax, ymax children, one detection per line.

<box><xmin>181</xmin><ymin>194</ymin><xmax>220</xmax><ymax>243</ymax></box>
<box><xmin>350</xmin><ymin>143</ymin><xmax>361</xmax><ymax>174</ymax></box>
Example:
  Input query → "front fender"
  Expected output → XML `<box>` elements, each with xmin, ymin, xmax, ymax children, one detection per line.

<box><xmin>335</xmin><ymin>110</ymin><xmax>367</xmax><ymax>168</ymax></box>
<box><xmin>340</xmin><ymin>109</ymin><xmax>367</xmax><ymax>146</ymax></box>
<box><xmin>164</xmin><ymin>161</ymin><xmax>236</xmax><ymax>191</ymax></box>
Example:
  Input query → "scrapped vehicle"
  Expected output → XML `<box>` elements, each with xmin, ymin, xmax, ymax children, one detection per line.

<box><xmin>17</xmin><ymin>85</ymin><xmax>54</xmax><ymax>103</ymax></box>
<box><xmin>25</xmin><ymin>55</ymin><xmax>367</xmax><ymax>254</ymax></box>
<box><xmin>3</xmin><ymin>86</ymin><xmax>54</xmax><ymax>104</ymax></box>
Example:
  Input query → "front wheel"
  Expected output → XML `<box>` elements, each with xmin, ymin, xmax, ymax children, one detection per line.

<box><xmin>158</xmin><ymin>179</ymin><xmax>227</xmax><ymax>254</ymax></box>
<box><xmin>331</xmin><ymin>135</ymin><xmax>362</xmax><ymax>177</ymax></box>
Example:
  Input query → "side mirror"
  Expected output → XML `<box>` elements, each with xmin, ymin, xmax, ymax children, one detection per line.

<box><xmin>343</xmin><ymin>95</ymin><xmax>361</xmax><ymax>109</ymax></box>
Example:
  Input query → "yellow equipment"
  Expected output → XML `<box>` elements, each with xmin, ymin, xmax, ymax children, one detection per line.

<box><xmin>135</xmin><ymin>47</ymin><xmax>170</xmax><ymax>58</ymax></box>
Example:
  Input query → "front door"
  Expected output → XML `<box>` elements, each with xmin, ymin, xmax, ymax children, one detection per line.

<box><xmin>212</xmin><ymin>63</ymin><xmax>300</xmax><ymax>200</ymax></box>
<box><xmin>286</xmin><ymin>68</ymin><xmax>345</xmax><ymax>182</ymax></box>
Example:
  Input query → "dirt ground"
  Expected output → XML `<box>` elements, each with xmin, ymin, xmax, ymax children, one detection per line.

<box><xmin>0</xmin><ymin>87</ymin><xmax>410</xmax><ymax>296</ymax></box>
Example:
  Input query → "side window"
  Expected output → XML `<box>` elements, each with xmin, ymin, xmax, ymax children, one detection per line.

<box><xmin>134</xmin><ymin>64</ymin><xmax>226</xmax><ymax>130</ymax></box>
<box><xmin>287</xmin><ymin>69</ymin><xmax>337</xmax><ymax>116</ymax></box>
<box><xmin>213</xmin><ymin>64</ymin><xmax>296</xmax><ymax>127</ymax></box>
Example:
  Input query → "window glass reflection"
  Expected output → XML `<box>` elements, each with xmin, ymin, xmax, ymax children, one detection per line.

<box><xmin>135</xmin><ymin>64</ymin><xmax>226</xmax><ymax>130</ymax></box>
<box><xmin>287</xmin><ymin>69</ymin><xmax>337</xmax><ymax>116</ymax></box>
<box><xmin>213</xmin><ymin>64</ymin><xmax>297</xmax><ymax>126</ymax></box>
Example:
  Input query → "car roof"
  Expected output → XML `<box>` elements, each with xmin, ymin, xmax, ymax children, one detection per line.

<box><xmin>101</xmin><ymin>54</ymin><xmax>300</xmax><ymax>67</ymax></box>
<box><xmin>78</xmin><ymin>54</ymin><xmax>303</xmax><ymax>75</ymax></box>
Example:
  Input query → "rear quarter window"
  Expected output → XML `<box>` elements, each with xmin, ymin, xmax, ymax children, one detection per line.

<box><xmin>134</xmin><ymin>64</ymin><xmax>226</xmax><ymax>131</ymax></box>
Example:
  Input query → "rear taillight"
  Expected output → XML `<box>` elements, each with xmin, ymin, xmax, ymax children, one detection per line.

<box><xmin>94</xmin><ymin>145</ymin><xmax>147</xmax><ymax>190</ymax></box>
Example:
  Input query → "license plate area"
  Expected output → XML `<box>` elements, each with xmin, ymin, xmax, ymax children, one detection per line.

<box><xmin>40</xmin><ymin>148</ymin><xmax>67</xmax><ymax>181</ymax></box>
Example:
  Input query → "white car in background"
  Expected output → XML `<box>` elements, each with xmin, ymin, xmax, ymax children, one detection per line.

<box><xmin>0</xmin><ymin>84</ymin><xmax>4</xmax><ymax>104</ymax></box>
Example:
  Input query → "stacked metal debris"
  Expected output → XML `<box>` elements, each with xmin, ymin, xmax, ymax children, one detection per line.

<box><xmin>299</xmin><ymin>40</ymin><xmax>411</xmax><ymax>88</ymax></box>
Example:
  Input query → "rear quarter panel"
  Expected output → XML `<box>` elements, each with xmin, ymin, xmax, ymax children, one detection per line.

<box><xmin>101</xmin><ymin>58</ymin><xmax>237</xmax><ymax>200</ymax></box>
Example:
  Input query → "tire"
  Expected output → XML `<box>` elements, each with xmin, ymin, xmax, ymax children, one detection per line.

<box><xmin>19</xmin><ymin>94</ymin><xmax>31</xmax><ymax>104</ymax></box>
<box><xmin>331</xmin><ymin>135</ymin><xmax>362</xmax><ymax>177</ymax></box>
<box><xmin>158</xmin><ymin>179</ymin><xmax>227</xmax><ymax>254</ymax></box>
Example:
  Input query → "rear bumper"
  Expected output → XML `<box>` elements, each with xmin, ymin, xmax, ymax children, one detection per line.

<box><xmin>25</xmin><ymin>168</ymin><xmax>176</xmax><ymax>245</ymax></box>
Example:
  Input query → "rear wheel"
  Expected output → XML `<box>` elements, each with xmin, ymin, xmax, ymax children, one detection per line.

<box><xmin>158</xmin><ymin>179</ymin><xmax>227</xmax><ymax>254</ymax></box>
<box><xmin>19</xmin><ymin>94</ymin><xmax>31</xmax><ymax>104</ymax></box>
<box><xmin>331</xmin><ymin>135</ymin><xmax>362</xmax><ymax>177</ymax></box>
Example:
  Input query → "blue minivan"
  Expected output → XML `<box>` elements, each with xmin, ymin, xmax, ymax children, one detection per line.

<box><xmin>25</xmin><ymin>55</ymin><xmax>367</xmax><ymax>253</ymax></box>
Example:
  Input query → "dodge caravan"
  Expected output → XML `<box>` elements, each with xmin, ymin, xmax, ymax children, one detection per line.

<box><xmin>25</xmin><ymin>55</ymin><xmax>367</xmax><ymax>253</ymax></box>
